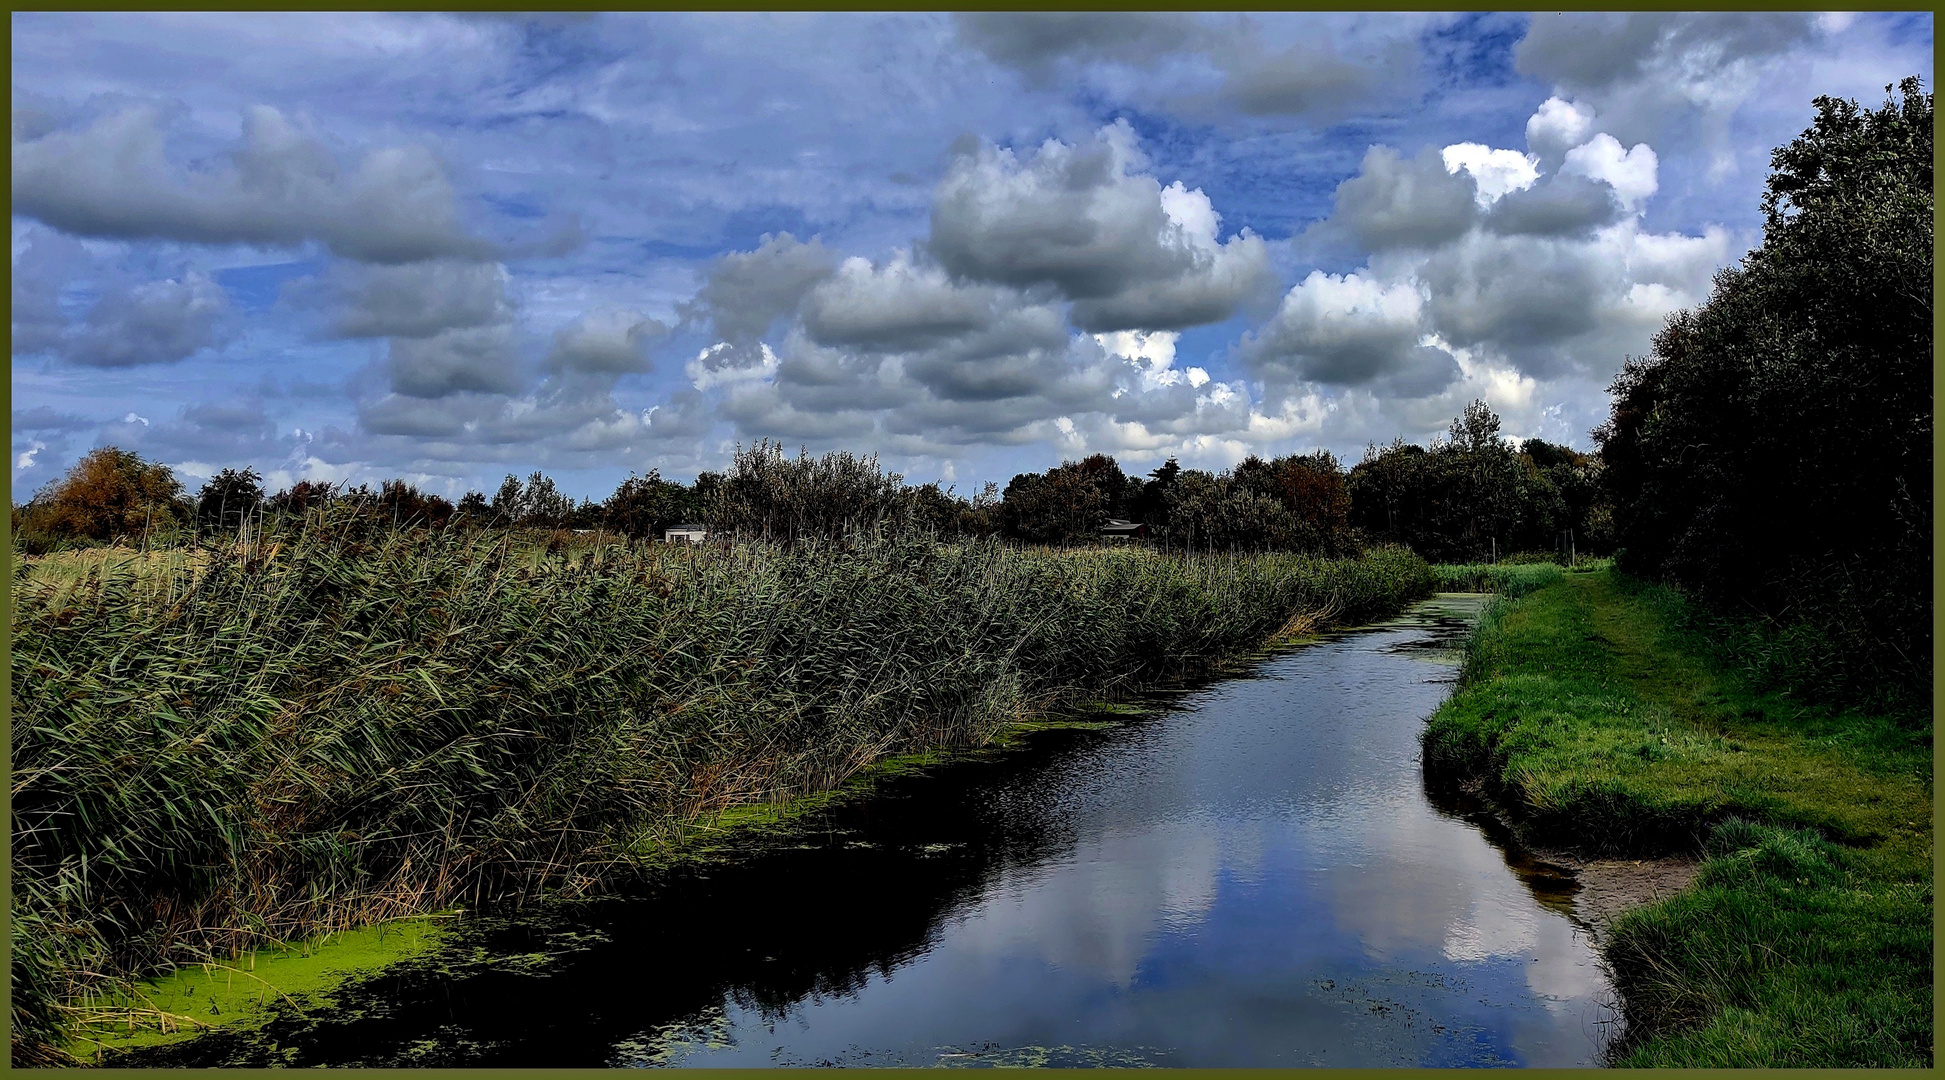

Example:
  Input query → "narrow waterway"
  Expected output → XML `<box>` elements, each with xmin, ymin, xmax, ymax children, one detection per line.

<box><xmin>121</xmin><ymin>594</ymin><xmax>1618</xmax><ymax>1067</ymax></box>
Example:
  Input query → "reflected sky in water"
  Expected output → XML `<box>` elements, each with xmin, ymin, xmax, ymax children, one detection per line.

<box><xmin>630</xmin><ymin>595</ymin><xmax>1615</xmax><ymax>1068</ymax></box>
<box><xmin>121</xmin><ymin>595</ymin><xmax>1616</xmax><ymax>1068</ymax></box>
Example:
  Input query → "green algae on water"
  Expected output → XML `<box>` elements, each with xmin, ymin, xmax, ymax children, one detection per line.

<box><xmin>65</xmin><ymin>915</ymin><xmax>455</xmax><ymax>1060</ymax></box>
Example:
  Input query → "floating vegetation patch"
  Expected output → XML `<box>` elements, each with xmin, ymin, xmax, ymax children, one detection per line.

<box><xmin>66</xmin><ymin>915</ymin><xmax>453</xmax><ymax>1061</ymax></box>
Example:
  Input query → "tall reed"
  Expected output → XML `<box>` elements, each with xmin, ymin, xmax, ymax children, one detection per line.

<box><xmin>11</xmin><ymin>511</ymin><xmax>1433</xmax><ymax>1061</ymax></box>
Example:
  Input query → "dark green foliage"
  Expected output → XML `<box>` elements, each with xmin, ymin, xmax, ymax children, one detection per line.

<box><xmin>704</xmin><ymin>440</ymin><xmax>959</xmax><ymax>543</ymax></box>
<box><xmin>374</xmin><ymin>480</ymin><xmax>455</xmax><ymax>529</ymax></box>
<box><xmin>193</xmin><ymin>468</ymin><xmax>264</xmax><ymax>533</ymax></box>
<box><xmin>603</xmin><ymin>469</ymin><xmax>695</xmax><ymax>539</ymax></box>
<box><xmin>1000</xmin><ymin>453</ymin><xmax>1134</xmax><ymax>543</ymax></box>
<box><xmin>1146</xmin><ymin>451</ymin><xmax>1356</xmax><ymax>554</ymax></box>
<box><xmin>266</xmin><ymin>479</ymin><xmax>335</xmax><ymax>516</ymax></box>
<box><xmin>489</xmin><ymin>471</ymin><xmax>576</xmax><ymax>528</ymax></box>
<box><xmin>1129</xmin><ymin>457</ymin><xmax>1181</xmax><ymax>529</ymax></box>
<box><xmin>1596</xmin><ymin>78</ymin><xmax>1932</xmax><ymax>708</ymax></box>
<box><xmin>1349</xmin><ymin>402</ymin><xmax>1608</xmax><ymax>562</ymax></box>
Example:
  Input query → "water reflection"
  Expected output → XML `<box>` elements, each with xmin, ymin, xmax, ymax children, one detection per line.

<box><xmin>118</xmin><ymin>594</ymin><xmax>1616</xmax><ymax>1068</ymax></box>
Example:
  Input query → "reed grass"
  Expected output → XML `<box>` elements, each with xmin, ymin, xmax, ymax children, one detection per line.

<box><xmin>11</xmin><ymin>510</ymin><xmax>1434</xmax><ymax>1062</ymax></box>
<box><xmin>1433</xmin><ymin>560</ymin><xmax>1574</xmax><ymax>597</ymax></box>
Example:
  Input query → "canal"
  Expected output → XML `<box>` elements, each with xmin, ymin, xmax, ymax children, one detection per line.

<box><xmin>121</xmin><ymin>593</ymin><xmax>1618</xmax><ymax>1067</ymax></box>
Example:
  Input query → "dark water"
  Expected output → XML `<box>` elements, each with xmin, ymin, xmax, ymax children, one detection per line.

<box><xmin>124</xmin><ymin>595</ymin><xmax>1617</xmax><ymax>1068</ymax></box>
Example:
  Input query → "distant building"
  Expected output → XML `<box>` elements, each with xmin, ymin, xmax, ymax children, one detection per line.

<box><xmin>664</xmin><ymin>523</ymin><xmax>710</xmax><ymax>544</ymax></box>
<box><xmin>1099</xmin><ymin>518</ymin><xmax>1148</xmax><ymax>540</ymax></box>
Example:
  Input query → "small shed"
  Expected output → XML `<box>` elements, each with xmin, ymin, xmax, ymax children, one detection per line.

<box><xmin>664</xmin><ymin>523</ymin><xmax>710</xmax><ymax>544</ymax></box>
<box><xmin>1099</xmin><ymin>518</ymin><xmax>1148</xmax><ymax>540</ymax></box>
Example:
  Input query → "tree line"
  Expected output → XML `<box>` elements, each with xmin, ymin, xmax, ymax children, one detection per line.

<box><xmin>1596</xmin><ymin>77</ymin><xmax>1931</xmax><ymax>705</ymax></box>
<box><xmin>13</xmin><ymin>406</ymin><xmax>1611</xmax><ymax>562</ymax></box>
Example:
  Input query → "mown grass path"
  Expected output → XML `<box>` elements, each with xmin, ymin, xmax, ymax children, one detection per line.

<box><xmin>1422</xmin><ymin>570</ymin><xmax>1932</xmax><ymax>1067</ymax></box>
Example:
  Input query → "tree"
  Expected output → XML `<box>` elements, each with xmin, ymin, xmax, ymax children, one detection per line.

<box><xmin>375</xmin><ymin>480</ymin><xmax>454</xmax><ymax>529</ymax></box>
<box><xmin>194</xmin><ymin>467</ymin><xmax>264</xmax><ymax>533</ymax></box>
<box><xmin>21</xmin><ymin>447</ymin><xmax>187</xmax><ymax>543</ymax></box>
<box><xmin>604</xmin><ymin>470</ymin><xmax>694</xmax><ymax>539</ymax></box>
<box><xmin>488</xmin><ymin>471</ymin><xmax>574</xmax><ymax>527</ymax></box>
<box><xmin>267</xmin><ymin>479</ymin><xmax>336</xmax><ymax>517</ymax></box>
<box><xmin>1001</xmin><ymin>464</ymin><xmax>1106</xmax><ymax>543</ymax></box>
<box><xmin>1596</xmin><ymin>77</ymin><xmax>1932</xmax><ymax>702</ymax></box>
<box><xmin>1130</xmin><ymin>457</ymin><xmax>1181</xmax><ymax>529</ymax></box>
<box><xmin>706</xmin><ymin>440</ymin><xmax>910</xmax><ymax>544</ymax></box>
<box><xmin>454</xmin><ymin>490</ymin><xmax>490</xmax><ymax>523</ymax></box>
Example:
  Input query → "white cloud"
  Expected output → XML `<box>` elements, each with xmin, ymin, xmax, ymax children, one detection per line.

<box><xmin>1523</xmin><ymin>97</ymin><xmax>1597</xmax><ymax>161</ymax></box>
<box><xmin>1561</xmin><ymin>134</ymin><xmax>1659</xmax><ymax>210</ymax></box>
<box><xmin>15</xmin><ymin>440</ymin><xmax>47</xmax><ymax>474</ymax></box>
<box><xmin>929</xmin><ymin>120</ymin><xmax>1273</xmax><ymax>332</ymax></box>
<box><xmin>1440</xmin><ymin>143</ymin><xmax>1541</xmax><ymax>207</ymax></box>
<box><xmin>687</xmin><ymin>340</ymin><xmax>780</xmax><ymax>390</ymax></box>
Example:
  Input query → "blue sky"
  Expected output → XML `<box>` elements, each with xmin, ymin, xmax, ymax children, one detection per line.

<box><xmin>11</xmin><ymin>12</ymin><xmax>1932</xmax><ymax>502</ymax></box>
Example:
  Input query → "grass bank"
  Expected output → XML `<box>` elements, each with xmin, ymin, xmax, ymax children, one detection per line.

<box><xmin>11</xmin><ymin>518</ymin><xmax>1435</xmax><ymax>1063</ymax></box>
<box><xmin>1421</xmin><ymin>569</ymin><xmax>1931</xmax><ymax>1066</ymax></box>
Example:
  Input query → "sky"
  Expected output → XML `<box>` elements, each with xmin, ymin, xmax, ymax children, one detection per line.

<box><xmin>10</xmin><ymin>11</ymin><xmax>1934</xmax><ymax>503</ymax></box>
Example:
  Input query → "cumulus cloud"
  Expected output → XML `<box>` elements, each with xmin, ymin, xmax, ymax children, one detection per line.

<box><xmin>12</xmin><ymin>406</ymin><xmax>96</xmax><ymax>433</ymax></box>
<box><xmin>306</xmin><ymin>259</ymin><xmax>512</xmax><ymax>339</ymax></box>
<box><xmin>1524</xmin><ymin>97</ymin><xmax>1598</xmax><ymax>163</ymax></box>
<box><xmin>952</xmin><ymin>12</ymin><xmax>1202</xmax><ymax>82</ymax></box>
<box><xmin>56</xmin><ymin>272</ymin><xmax>232</xmax><ymax>368</ymax></box>
<box><xmin>1440</xmin><ymin>143</ymin><xmax>1540</xmax><ymax>206</ymax></box>
<box><xmin>1252</xmin><ymin>98</ymin><xmax>1732</xmax><ymax>400</ymax></box>
<box><xmin>543</xmin><ymin>308</ymin><xmax>668</xmax><ymax>375</ymax></box>
<box><xmin>1321</xmin><ymin>145</ymin><xmax>1477</xmax><ymax>251</ymax></box>
<box><xmin>929</xmin><ymin>121</ymin><xmax>1272</xmax><ymax>332</ymax></box>
<box><xmin>1241</xmin><ymin>271</ymin><xmax>1460</xmax><ymax>395</ymax></box>
<box><xmin>11</xmin><ymin>103</ymin><xmax>489</xmax><ymax>263</ymax></box>
<box><xmin>1515</xmin><ymin>12</ymin><xmax>1817</xmax><ymax>98</ymax></box>
<box><xmin>687</xmin><ymin>341</ymin><xmax>780</xmax><ymax>391</ymax></box>
<box><xmin>1560</xmin><ymin>134</ymin><xmax>1658</xmax><ymax>209</ymax></box>
<box><xmin>1513</xmin><ymin>12</ymin><xmax>1825</xmax><ymax>167</ymax></box>
<box><xmin>383</xmin><ymin>325</ymin><xmax>525</xmax><ymax>398</ymax></box>
<box><xmin>801</xmin><ymin>252</ymin><xmax>1007</xmax><ymax>352</ymax></box>
<box><xmin>680</xmin><ymin>232</ymin><xmax>836</xmax><ymax>344</ymax></box>
<box><xmin>1483</xmin><ymin>173</ymin><xmax>1623</xmax><ymax>238</ymax></box>
<box><xmin>952</xmin><ymin>12</ymin><xmax>1417</xmax><ymax>121</ymax></box>
<box><xmin>664</xmin><ymin>238</ymin><xmax>1303</xmax><ymax>466</ymax></box>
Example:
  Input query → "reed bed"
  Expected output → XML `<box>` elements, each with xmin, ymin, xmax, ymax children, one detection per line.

<box><xmin>11</xmin><ymin>514</ymin><xmax>1433</xmax><ymax>1061</ymax></box>
<box><xmin>1433</xmin><ymin>560</ymin><xmax>1574</xmax><ymax>598</ymax></box>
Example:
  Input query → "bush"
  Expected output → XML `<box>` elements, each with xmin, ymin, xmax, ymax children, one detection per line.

<box><xmin>15</xmin><ymin>447</ymin><xmax>188</xmax><ymax>550</ymax></box>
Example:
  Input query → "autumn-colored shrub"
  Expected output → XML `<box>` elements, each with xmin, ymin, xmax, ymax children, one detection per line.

<box><xmin>16</xmin><ymin>447</ymin><xmax>188</xmax><ymax>550</ymax></box>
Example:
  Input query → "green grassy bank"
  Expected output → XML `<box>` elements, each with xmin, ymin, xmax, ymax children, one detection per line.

<box><xmin>11</xmin><ymin>519</ymin><xmax>1435</xmax><ymax>1063</ymax></box>
<box><xmin>1421</xmin><ymin>569</ymin><xmax>1931</xmax><ymax>1066</ymax></box>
